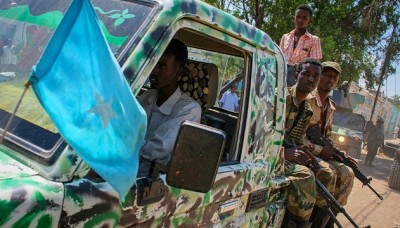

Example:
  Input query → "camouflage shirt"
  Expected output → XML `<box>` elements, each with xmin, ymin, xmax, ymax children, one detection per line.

<box><xmin>304</xmin><ymin>90</ymin><xmax>336</xmax><ymax>154</ymax></box>
<box><xmin>307</xmin><ymin>90</ymin><xmax>336</xmax><ymax>138</ymax></box>
<box><xmin>285</xmin><ymin>86</ymin><xmax>314</xmax><ymax>145</ymax></box>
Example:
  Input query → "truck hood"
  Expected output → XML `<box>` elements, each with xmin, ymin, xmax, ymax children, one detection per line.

<box><xmin>331</xmin><ymin>125</ymin><xmax>363</xmax><ymax>138</ymax></box>
<box><xmin>0</xmin><ymin>149</ymin><xmax>38</xmax><ymax>180</ymax></box>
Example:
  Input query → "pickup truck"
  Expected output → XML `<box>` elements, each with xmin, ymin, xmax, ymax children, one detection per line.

<box><xmin>330</xmin><ymin>107</ymin><xmax>365</xmax><ymax>159</ymax></box>
<box><xmin>0</xmin><ymin>0</ymin><xmax>289</xmax><ymax>227</ymax></box>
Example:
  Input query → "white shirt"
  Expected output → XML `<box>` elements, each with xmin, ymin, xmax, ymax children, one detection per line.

<box><xmin>219</xmin><ymin>90</ymin><xmax>239</xmax><ymax>112</ymax></box>
<box><xmin>137</xmin><ymin>88</ymin><xmax>201</xmax><ymax>176</ymax></box>
<box><xmin>0</xmin><ymin>45</ymin><xmax>17</xmax><ymax>65</ymax></box>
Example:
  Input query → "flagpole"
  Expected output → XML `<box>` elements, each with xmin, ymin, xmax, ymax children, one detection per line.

<box><xmin>0</xmin><ymin>81</ymin><xmax>31</xmax><ymax>144</ymax></box>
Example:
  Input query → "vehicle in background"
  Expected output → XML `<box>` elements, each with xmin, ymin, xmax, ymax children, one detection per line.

<box><xmin>388</xmin><ymin>149</ymin><xmax>400</xmax><ymax>190</ymax></box>
<box><xmin>330</xmin><ymin>107</ymin><xmax>365</xmax><ymax>159</ymax></box>
<box><xmin>383</xmin><ymin>138</ymin><xmax>400</xmax><ymax>158</ymax></box>
<box><xmin>0</xmin><ymin>0</ymin><xmax>289</xmax><ymax>227</ymax></box>
<box><xmin>384</xmin><ymin>138</ymin><xmax>400</xmax><ymax>190</ymax></box>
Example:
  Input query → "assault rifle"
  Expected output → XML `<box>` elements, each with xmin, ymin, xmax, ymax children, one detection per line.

<box><xmin>306</xmin><ymin>125</ymin><xmax>384</xmax><ymax>200</ymax></box>
<box><xmin>282</xmin><ymin>134</ymin><xmax>359</xmax><ymax>228</ymax></box>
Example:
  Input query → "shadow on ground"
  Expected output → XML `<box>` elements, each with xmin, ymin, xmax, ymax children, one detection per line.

<box><xmin>357</xmin><ymin>149</ymin><xmax>395</xmax><ymax>182</ymax></box>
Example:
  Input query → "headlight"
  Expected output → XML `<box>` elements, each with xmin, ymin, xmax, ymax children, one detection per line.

<box><xmin>338</xmin><ymin>136</ymin><xmax>345</xmax><ymax>143</ymax></box>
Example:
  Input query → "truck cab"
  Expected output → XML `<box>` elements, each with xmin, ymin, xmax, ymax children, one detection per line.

<box><xmin>0</xmin><ymin>0</ymin><xmax>288</xmax><ymax>226</ymax></box>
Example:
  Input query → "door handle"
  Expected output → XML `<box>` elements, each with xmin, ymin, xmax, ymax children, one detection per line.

<box><xmin>270</xmin><ymin>176</ymin><xmax>291</xmax><ymax>189</ymax></box>
<box><xmin>218</xmin><ymin>200</ymin><xmax>239</xmax><ymax>214</ymax></box>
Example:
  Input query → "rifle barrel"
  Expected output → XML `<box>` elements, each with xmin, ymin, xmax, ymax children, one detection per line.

<box><xmin>315</xmin><ymin>179</ymin><xmax>359</xmax><ymax>228</ymax></box>
<box><xmin>366</xmin><ymin>184</ymin><xmax>384</xmax><ymax>200</ymax></box>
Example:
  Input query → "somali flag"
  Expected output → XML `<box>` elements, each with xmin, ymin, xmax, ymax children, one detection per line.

<box><xmin>29</xmin><ymin>0</ymin><xmax>147</xmax><ymax>199</ymax></box>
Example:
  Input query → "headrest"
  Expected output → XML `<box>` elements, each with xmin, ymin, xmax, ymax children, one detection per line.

<box><xmin>179</xmin><ymin>60</ymin><xmax>218</xmax><ymax>113</ymax></box>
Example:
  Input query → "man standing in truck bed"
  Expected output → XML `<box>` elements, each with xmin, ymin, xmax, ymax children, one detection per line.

<box><xmin>280</xmin><ymin>4</ymin><xmax>322</xmax><ymax>87</ymax></box>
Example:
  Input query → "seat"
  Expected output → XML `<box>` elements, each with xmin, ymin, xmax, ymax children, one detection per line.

<box><xmin>179</xmin><ymin>60</ymin><xmax>224</xmax><ymax>129</ymax></box>
<box><xmin>179</xmin><ymin>60</ymin><xmax>218</xmax><ymax>113</ymax></box>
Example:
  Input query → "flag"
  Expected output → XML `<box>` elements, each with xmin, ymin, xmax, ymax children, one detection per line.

<box><xmin>29</xmin><ymin>0</ymin><xmax>147</xmax><ymax>199</ymax></box>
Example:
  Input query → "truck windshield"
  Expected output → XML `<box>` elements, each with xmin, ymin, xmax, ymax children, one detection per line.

<box><xmin>0</xmin><ymin>0</ymin><xmax>154</xmax><ymax>157</ymax></box>
<box><xmin>332</xmin><ymin>111</ymin><xmax>365</xmax><ymax>132</ymax></box>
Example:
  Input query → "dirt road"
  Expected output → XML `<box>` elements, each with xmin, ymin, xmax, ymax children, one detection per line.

<box><xmin>337</xmin><ymin>149</ymin><xmax>400</xmax><ymax>228</ymax></box>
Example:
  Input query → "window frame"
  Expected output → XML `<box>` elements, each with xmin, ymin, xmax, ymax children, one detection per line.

<box><xmin>131</xmin><ymin>19</ymin><xmax>256</xmax><ymax>163</ymax></box>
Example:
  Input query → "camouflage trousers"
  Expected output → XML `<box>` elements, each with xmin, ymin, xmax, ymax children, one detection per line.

<box><xmin>328</xmin><ymin>160</ymin><xmax>355</xmax><ymax>205</ymax></box>
<box><xmin>315</xmin><ymin>159</ymin><xmax>337</xmax><ymax>207</ymax></box>
<box><xmin>284</xmin><ymin>162</ymin><xmax>316</xmax><ymax>221</ymax></box>
<box><xmin>285</xmin><ymin>160</ymin><xmax>337</xmax><ymax>221</ymax></box>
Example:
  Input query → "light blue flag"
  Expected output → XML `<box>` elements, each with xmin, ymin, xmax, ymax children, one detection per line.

<box><xmin>29</xmin><ymin>0</ymin><xmax>147</xmax><ymax>199</ymax></box>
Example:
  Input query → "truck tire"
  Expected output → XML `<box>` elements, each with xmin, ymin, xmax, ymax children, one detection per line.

<box><xmin>388</xmin><ymin>159</ymin><xmax>400</xmax><ymax>190</ymax></box>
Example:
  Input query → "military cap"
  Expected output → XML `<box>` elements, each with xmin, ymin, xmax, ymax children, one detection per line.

<box><xmin>322</xmin><ymin>61</ymin><xmax>341</xmax><ymax>74</ymax></box>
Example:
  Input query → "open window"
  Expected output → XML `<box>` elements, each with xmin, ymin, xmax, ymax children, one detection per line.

<box><xmin>175</xmin><ymin>28</ymin><xmax>250</xmax><ymax>163</ymax></box>
<box><xmin>136</xmin><ymin>23</ymin><xmax>253</xmax><ymax>167</ymax></box>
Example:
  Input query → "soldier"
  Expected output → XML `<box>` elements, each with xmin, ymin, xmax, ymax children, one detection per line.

<box><xmin>282</xmin><ymin>58</ymin><xmax>337</xmax><ymax>227</ymax></box>
<box><xmin>306</xmin><ymin>61</ymin><xmax>357</xmax><ymax>227</ymax></box>
<box><xmin>365</xmin><ymin>118</ymin><xmax>385</xmax><ymax>167</ymax></box>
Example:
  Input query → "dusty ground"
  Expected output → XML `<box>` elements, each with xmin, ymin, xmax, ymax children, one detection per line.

<box><xmin>337</xmin><ymin>149</ymin><xmax>400</xmax><ymax>228</ymax></box>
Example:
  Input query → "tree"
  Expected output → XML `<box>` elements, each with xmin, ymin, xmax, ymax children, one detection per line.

<box><xmin>202</xmin><ymin>0</ymin><xmax>400</xmax><ymax>86</ymax></box>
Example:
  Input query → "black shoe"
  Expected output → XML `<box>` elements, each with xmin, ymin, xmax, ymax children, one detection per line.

<box><xmin>369</xmin><ymin>162</ymin><xmax>375</xmax><ymax>167</ymax></box>
<box><xmin>310</xmin><ymin>206</ymin><xmax>330</xmax><ymax>228</ymax></box>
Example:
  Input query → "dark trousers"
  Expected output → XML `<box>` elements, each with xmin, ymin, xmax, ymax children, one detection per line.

<box><xmin>365</xmin><ymin>145</ymin><xmax>379</xmax><ymax>163</ymax></box>
<box><xmin>287</xmin><ymin>64</ymin><xmax>296</xmax><ymax>87</ymax></box>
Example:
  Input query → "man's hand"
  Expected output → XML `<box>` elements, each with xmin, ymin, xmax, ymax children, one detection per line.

<box><xmin>319</xmin><ymin>146</ymin><xmax>337</xmax><ymax>160</ymax></box>
<box><xmin>284</xmin><ymin>147</ymin><xmax>311</xmax><ymax>166</ymax></box>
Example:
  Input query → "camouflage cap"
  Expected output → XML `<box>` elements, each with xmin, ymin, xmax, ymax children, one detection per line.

<box><xmin>322</xmin><ymin>61</ymin><xmax>341</xmax><ymax>74</ymax></box>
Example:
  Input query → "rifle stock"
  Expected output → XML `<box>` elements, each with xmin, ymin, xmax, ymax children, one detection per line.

<box><xmin>306</xmin><ymin>125</ymin><xmax>384</xmax><ymax>200</ymax></box>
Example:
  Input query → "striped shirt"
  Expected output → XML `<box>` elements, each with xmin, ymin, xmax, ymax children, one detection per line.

<box><xmin>280</xmin><ymin>30</ymin><xmax>322</xmax><ymax>65</ymax></box>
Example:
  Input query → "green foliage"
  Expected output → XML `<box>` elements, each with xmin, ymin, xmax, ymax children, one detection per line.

<box><xmin>202</xmin><ymin>0</ymin><xmax>400</xmax><ymax>87</ymax></box>
<box><xmin>388</xmin><ymin>95</ymin><xmax>400</xmax><ymax>109</ymax></box>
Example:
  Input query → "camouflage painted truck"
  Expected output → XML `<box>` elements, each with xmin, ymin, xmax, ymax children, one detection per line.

<box><xmin>0</xmin><ymin>0</ymin><xmax>289</xmax><ymax>227</ymax></box>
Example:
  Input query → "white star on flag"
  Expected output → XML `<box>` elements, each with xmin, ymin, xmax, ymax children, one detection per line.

<box><xmin>88</xmin><ymin>93</ymin><xmax>117</xmax><ymax>128</ymax></box>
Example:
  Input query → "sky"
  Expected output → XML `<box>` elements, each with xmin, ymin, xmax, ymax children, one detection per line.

<box><xmin>384</xmin><ymin>63</ymin><xmax>400</xmax><ymax>98</ymax></box>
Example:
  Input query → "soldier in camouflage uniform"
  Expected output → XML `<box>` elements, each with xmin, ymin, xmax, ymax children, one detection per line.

<box><xmin>282</xmin><ymin>58</ymin><xmax>337</xmax><ymax>227</ymax></box>
<box><xmin>305</xmin><ymin>61</ymin><xmax>357</xmax><ymax>227</ymax></box>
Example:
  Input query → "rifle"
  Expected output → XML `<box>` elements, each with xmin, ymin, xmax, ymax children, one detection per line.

<box><xmin>306</xmin><ymin>125</ymin><xmax>384</xmax><ymax>200</ymax></box>
<box><xmin>283</xmin><ymin>134</ymin><xmax>359</xmax><ymax>228</ymax></box>
<box><xmin>315</xmin><ymin>178</ymin><xmax>359</xmax><ymax>228</ymax></box>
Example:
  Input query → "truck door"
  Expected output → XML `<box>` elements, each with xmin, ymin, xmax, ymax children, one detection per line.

<box><xmin>119</xmin><ymin>19</ymin><xmax>285</xmax><ymax>227</ymax></box>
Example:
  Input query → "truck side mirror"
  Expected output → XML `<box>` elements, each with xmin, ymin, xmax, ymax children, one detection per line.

<box><xmin>137</xmin><ymin>121</ymin><xmax>226</xmax><ymax>206</ymax></box>
<box><xmin>167</xmin><ymin>120</ymin><xmax>226</xmax><ymax>193</ymax></box>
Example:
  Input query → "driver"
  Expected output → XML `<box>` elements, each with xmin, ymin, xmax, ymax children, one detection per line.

<box><xmin>137</xmin><ymin>39</ymin><xmax>202</xmax><ymax>177</ymax></box>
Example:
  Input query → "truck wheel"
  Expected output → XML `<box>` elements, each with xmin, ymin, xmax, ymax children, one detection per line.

<box><xmin>388</xmin><ymin>159</ymin><xmax>400</xmax><ymax>190</ymax></box>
